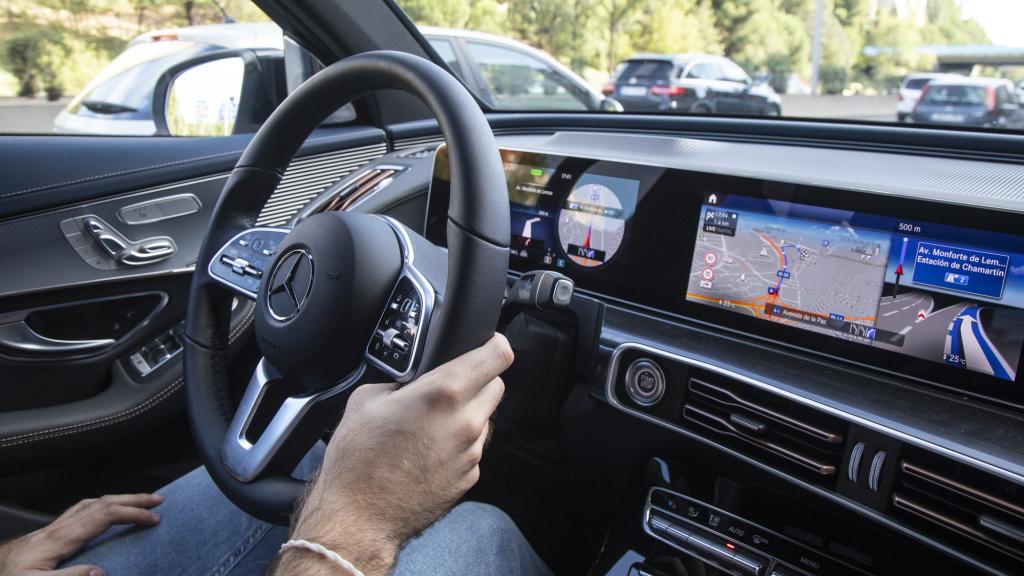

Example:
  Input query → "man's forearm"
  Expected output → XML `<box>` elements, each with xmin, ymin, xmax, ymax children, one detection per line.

<box><xmin>272</xmin><ymin>486</ymin><xmax>399</xmax><ymax>576</ymax></box>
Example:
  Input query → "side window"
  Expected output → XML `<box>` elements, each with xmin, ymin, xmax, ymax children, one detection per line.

<box><xmin>463</xmin><ymin>41</ymin><xmax>588</xmax><ymax>111</ymax></box>
<box><xmin>997</xmin><ymin>85</ymin><xmax>1015</xmax><ymax>105</ymax></box>
<box><xmin>719</xmin><ymin>61</ymin><xmax>751</xmax><ymax>84</ymax></box>
<box><xmin>687</xmin><ymin>63</ymin><xmax>714</xmax><ymax>80</ymax></box>
<box><xmin>428</xmin><ymin>38</ymin><xmax>462</xmax><ymax>77</ymax></box>
<box><xmin>0</xmin><ymin>2</ymin><xmax>290</xmax><ymax>137</ymax></box>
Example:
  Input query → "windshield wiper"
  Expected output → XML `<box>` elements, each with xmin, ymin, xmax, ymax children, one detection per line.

<box><xmin>81</xmin><ymin>100</ymin><xmax>138</xmax><ymax>114</ymax></box>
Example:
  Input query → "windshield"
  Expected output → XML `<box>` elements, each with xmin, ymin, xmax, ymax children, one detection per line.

<box><xmin>399</xmin><ymin>1</ymin><xmax>1024</xmax><ymax>132</ymax></box>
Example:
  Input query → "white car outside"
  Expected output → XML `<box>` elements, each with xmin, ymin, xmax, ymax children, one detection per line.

<box><xmin>55</xmin><ymin>22</ymin><xmax>614</xmax><ymax>136</ymax></box>
<box><xmin>54</xmin><ymin>23</ymin><xmax>284</xmax><ymax>136</ymax></box>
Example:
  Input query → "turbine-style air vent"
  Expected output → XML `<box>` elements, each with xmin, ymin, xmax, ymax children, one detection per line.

<box><xmin>314</xmin><ymin>165</ymin><xmax>404</xmax><ymax>214</ymax></box>
<box><xmin>892</xmin><ymin>447</ymin><xmax>1024</xmax><ymax>566</ymax></box>
<box><xmin>682</xmin><ymin>371</ymin><xmax>848</xmax><ymax>486</ymax></box>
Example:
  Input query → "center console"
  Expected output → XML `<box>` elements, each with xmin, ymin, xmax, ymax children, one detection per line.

<box><xmin>594</xmin><ymin>456</ymin><xmax>1002</xmax><ymax>576</ymax></box>
<box><xmin>425</xmin><ymin>140</ymin><xmax>1024</xmax><ymax>576</ymax></box>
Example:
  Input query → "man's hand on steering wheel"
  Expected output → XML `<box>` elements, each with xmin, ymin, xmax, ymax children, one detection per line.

<box><xmin>275</xmin><ymin>334</ymin><xmax>514</xmax><ymax>576</ymax></box>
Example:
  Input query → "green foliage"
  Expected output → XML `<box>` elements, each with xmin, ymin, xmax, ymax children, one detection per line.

<box><xmin>819</xmin><ymin>63</ymin><xmax>847</xmax><ymax>94</ymax></box>
<box><xmin>0</xmin><ymin>0</ymin><xmax>1005</xmax><ymax>104</ymax></box>
<box><xmin>833</xmin><ymin>0</ymin><xmax>867</xmax><ymax>30</ymax></box>
<box><xmin>710</xmin><ymin>0</ymin><xmax>808</xmax><ymax>74</ymax></box>
<box><xmin>764</xmin><ymin>53</ymin><xmax>793</xmax><ymax>93</ymax></box>
<box><xmin>2</xmin><ymin>22</ymin><xmax>126</xmax><ymax>98</ymax></box>
<box><xmin>629</xmin><ymin>0</ymin><xmax>722</xmax><ymax>58</ymax></box>
<box><xmin>3</xmin><ymin>25</ymin><xmax>66</xmax><ymax>97</ymax></box>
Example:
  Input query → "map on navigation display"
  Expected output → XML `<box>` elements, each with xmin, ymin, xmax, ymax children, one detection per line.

<box><xmin>557</xmin><ymin>174</ymin><xmax>639</xmax><ymax>268</ymax></box>
<box><xmin>686</xmin><ymin>204</ymin><xmax>891</xmax><ymax>342</ymax></box>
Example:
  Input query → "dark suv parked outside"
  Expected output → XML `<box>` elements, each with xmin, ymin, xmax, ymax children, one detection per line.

<box><xmin>604</xmin><ymin>54</ymin><xmax>782</xmax><ymax>116</ymax></box>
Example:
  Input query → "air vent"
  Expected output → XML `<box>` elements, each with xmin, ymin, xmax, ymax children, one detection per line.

<box><xmin>681</xmin><ymin>370</ymin><xmax>847</xmax><ymax>485</ymax></box>
<box><xmin>314</xmin><ymin>165</ymin><xmax>404</xmax><ymax>214</ymax></box>
<box><xmin>255</xmin><ymin>143</ymin><xmax>387</xmax><ymax>227</ymax></box>
<box><xmin>892</xmin><ymin>447</ymin><xmax>1024</xmax><ymax>566</ymax></box>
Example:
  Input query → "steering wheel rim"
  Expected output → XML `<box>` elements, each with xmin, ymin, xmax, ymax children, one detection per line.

<box><xmin>183</xmin><ymin>51</ymin><xmax>509</xmax><ymax>524</ymax></box>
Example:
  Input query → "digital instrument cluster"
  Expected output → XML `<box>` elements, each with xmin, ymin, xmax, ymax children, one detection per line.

<box><xmin>427</xmin><ymin>146</ymin><xmax>1024</xmax><ymax>405</ymax></box>
<box><xmin>504</xmin><ymin>160</ymin><xmax>639</xmax><ymax>271</ymax></box>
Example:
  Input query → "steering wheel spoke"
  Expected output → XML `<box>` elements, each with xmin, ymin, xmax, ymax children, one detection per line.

<box><xmin>365</xmin><ymin>218</ymin><xmax>437</xmax><ymax>383</ymax></box>
<box><xmin>221</xmin><ymin>358</ymin><xmax>365</xmax><ymax>482</ymax></box>
<box><xmin>208</xmin><ymin>227</ymin><xmax>291</xmax><ymax>299</ymax></box>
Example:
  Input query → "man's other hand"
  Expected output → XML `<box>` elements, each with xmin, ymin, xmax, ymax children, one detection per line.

<box><xmin>284</xmin><ymin>333</ymin><xmax>514</xmax><ymax>575</ymax></box>
<box><xmin>0</xmin><ymin>493</ymin><xmax>163</xmax><ymax>576</ymax></box>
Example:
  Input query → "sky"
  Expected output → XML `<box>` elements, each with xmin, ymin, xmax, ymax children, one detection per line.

<box><xmin>959</xmin><ymin>0</ymin><xmax>1024</xmax><ymax>47</ymax></box>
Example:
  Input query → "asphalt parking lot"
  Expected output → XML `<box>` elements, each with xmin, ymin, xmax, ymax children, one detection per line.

<box><xmin>0</xmin><ymin>97</ymin><xmax>69</xmax><ymax>134</ymax></box>
<box><xmin>0</xmin><ymin>94</ymin><xmax>901</xmax><ymax>134</ymax></box>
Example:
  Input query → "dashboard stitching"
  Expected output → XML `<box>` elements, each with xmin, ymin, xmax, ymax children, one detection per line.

<box><xmin>0</xmin><ymin>304</ymin><xmax>256</xmax><ymax>447</ymax></box>
<box><xmin>0</xmin><ymin>135</ymin><xmax>348</xmax><ymax>201</ymax></box>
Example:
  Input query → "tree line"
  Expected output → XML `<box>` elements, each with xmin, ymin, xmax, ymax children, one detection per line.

<box><xmin>1</xmin><ymin>0</ymin><xmax>266</xmax><ymax>98</ymax></box>
<box><xmin>0</xmin><ymin>0</ymin><xmax>992</xmax><ymax>99</ymax></box>
<box><xmin>400</xmin><ymin>0</ymin><xmax>990</xmax><ymax>93</ymax></box>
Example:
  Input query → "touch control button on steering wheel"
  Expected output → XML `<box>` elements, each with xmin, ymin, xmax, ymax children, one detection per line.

<box><xmin>625</xmin><ymin>358</ymin><xmax>666</xmax><ymax>406</ymax></box>
<box><xmin>367</xmin><ymin>276</ymin><xmax>425</xmax><ymax>376</ymax></box>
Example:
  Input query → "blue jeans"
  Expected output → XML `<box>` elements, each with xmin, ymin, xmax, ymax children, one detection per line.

<box><xmin>62</xmin><ymin>445</ymin><xmax>552</xmax><ymax>576</ymax></box>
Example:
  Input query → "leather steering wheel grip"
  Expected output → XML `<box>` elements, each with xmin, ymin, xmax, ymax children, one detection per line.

<box><xmin>184</xmin><ymin>51</ymin><xmax>509</xmax><ymax>523</ymax></box>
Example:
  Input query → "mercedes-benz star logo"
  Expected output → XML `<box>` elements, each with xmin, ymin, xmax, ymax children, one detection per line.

<box><xmin>267</xmin><ymin>249</ymin><xmax>314</xmax><ymax>321</ymax></box>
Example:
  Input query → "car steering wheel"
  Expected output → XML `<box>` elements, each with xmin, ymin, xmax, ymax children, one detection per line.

<box><xmin>183</xmin><ymin>51</ymin><xmax>509</xmax><ymax>524</ymax></box>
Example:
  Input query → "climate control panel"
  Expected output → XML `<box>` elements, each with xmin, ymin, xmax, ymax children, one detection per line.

<box><xmin>645</xmin><ymin>488</ymin><xmax>870</xmax><ymax>576</ymax></box>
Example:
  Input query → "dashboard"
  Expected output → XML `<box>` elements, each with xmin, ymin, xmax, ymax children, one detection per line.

<box><xmin>277</xmin><ymin>123</ymin><xmax>1024</xmax><ymax>576</ymax></box>
<box><xmin>415</xmin><ymin>132</ymin><xmax>1024</xmax><ymax>575</ymax></box>
<box><xmin>427</xmin><ymin>145</ymin><xmax>1024</xmax><ymax>407</ymax></box>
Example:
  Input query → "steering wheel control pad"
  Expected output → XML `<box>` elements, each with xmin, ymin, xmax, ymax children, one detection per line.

<box><xmin>253</xmin><ymin>212</ymin><xmax>401</xmax><ymax>392</ymax></box>
<box><xmin>368</xmin><ymin>274</ymin><xmax>430</xmax><ymax>380</ymax></box>
<box><xmin>208</xmin><ymin>228</ymin><xmax>289</xmax><ymax>297</ymax></box>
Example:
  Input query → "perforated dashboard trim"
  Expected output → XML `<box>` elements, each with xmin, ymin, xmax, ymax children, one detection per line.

<box><xmin>494</xmin><ymin>132</ymin><xmax>1024</xmax><ymax>213</ymax></box>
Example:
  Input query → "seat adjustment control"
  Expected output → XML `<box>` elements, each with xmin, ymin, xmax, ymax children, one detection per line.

<box><xmin>60</xmin><ymin>215</ymin><xmax>178</xmax><ymax>270</ymax></box>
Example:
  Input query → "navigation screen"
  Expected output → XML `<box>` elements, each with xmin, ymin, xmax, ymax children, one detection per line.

<box><xmin>686</xmin><ymin>193</ymin><xmax>1024</xmax><ymax>382</ymax></box>
<box><xmin>506</xmin><ymin>161</ymin><xmax>639</xmax><ymax>271</ymax></box>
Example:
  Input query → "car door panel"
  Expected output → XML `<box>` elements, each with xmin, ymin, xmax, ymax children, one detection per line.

<box><xmin>0</xmin><ymin>262</ymin><xmax>254</xmax><ymax>466</ymax></box>
<box><xmin>0</xmin><ymin>175</ymin><xmax>224</xmax><ymax>298</ymax></box>
<box><xmin>0</xmin><ymin>126</ymin><xmax>386</xmax><ymax>219</ymax></box>
<box><xmin>0</xmin><ymin>126</ymin><xmax>391</xmax><ymax>531</ymax></box>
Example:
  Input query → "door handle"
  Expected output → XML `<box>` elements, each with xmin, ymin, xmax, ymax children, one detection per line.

<box><xmin>0</xmin><ymin>321</ymin><xmax>114</xmax><ymax>354</ymax></box>
<box><xmin>83</xmin><ymin>216</ymin><xmax>177</xmax><ymax>267</ymax></box>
